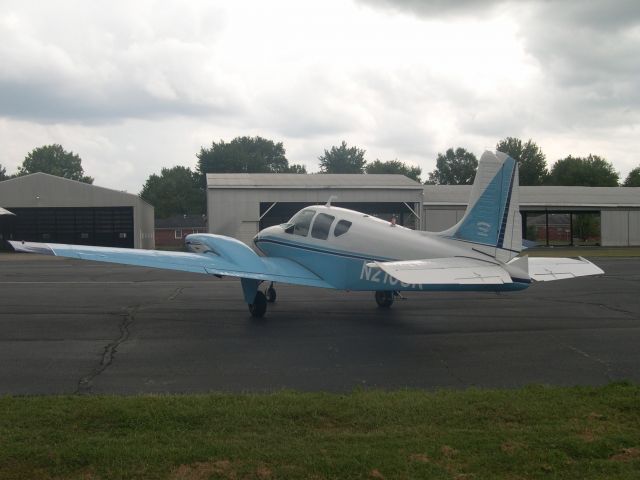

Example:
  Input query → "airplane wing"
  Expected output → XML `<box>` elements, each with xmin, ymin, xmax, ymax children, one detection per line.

<box><xmin>525</xmin><ymin>256</ymin><xmax>604</xmax><ymax>281</ymax></box>
<box><xmin>8</xmin><ymin>236</ymin><xmax>333</xmax><ymax>289</ymax></box>
<box><xmin>367</xmin><ymin>257</ymin><xmax>513</xmax><ymax>285</ymax></box>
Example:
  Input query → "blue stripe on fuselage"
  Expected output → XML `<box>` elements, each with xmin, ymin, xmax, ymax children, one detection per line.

<box><xmin>254</xmin><ymin>236</ymin><xmax>530</xmax><ymax>292</ymax></box>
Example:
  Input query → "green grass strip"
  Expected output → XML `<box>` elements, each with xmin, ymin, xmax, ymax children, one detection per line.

<box><xmin>1</xmin><ymin>383</ymin><xmax>639</xmax><ymax>479</ymax></box>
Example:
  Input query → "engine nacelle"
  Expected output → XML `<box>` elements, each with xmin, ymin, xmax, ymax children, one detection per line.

<box><xmin>184</xmin><ymin>233</ymin><xmax>264</xmax><ymax>271</ymax></box>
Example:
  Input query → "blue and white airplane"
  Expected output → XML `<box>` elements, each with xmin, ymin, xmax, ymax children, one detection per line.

<box><xmin>10</xmin><ymin>151</ymin><xmax>603</xmax><ymax>317</ymax></box>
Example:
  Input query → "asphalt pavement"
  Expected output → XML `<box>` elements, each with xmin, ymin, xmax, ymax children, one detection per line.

<box><xmin>0</xmin><ymin>253</ymin><xmax>638</xmax><ymax>394</ymax></box>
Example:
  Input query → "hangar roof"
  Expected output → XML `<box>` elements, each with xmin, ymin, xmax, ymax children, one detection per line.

<box><xmin>206</xmin><ymin>173</ymin><xmax>423</xmax><ymax>189</ymax></box>
<box><xmin>423</xmin><ymin>185</ymin><xmax>640</xmax><ymax>208</ymax></box>
<box><xmin>0</xmin><ymin>172</ymin><xmax>152</xmax><ymax>208</ymax></box>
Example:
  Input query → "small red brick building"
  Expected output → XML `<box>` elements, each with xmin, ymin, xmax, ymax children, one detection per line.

<box><xmin>155</xmin><ymin>214</ymin><xmax>207</xmax><ymax>249</ymax></box>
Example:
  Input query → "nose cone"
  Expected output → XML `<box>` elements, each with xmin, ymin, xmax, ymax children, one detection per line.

<box><xmin>253</xmin><ymin>225</ymin><xmax>281</xmax><ymax>245</ymax></box>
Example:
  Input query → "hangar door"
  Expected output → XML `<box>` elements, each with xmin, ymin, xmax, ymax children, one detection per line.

<box><xmin>7</xmin><ymin>207</ymin><xmax>134</xmax><ymax>248</ymax></box>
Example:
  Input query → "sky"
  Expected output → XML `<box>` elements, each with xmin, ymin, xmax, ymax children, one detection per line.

<box><xmin>0</xmin><ymin>0</ymin><xmax>639</xmax><ymax>192</ymax></box>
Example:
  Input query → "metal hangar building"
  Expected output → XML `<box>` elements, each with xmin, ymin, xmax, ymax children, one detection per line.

<box><xmin>206</xmin><ymin>173</ymin><xmax>425</xmax><ymax>245</ymax></box>
<box><xmin>0</xmin><ymin>173</ymin><xmax>155</xmax><ymax>249</ymax></box>
<box><xmin>205</xmin><ymin>173</ymin><xmax>639</xmax><ymax>248</ymax></box>
<box><xmin>423</xmin><ymin>185</ymin><xmax>640</xmax><ymax>247</ymax></box>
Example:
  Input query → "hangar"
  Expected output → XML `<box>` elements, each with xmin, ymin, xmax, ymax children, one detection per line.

<box><xmin>0</xmin><ymin>173</ymin><xmax>155</xmax><ymax>249</ymax></box>
<box><xmin>206</xmin><ymin>173</ymin><xmax>424</xmax><ymax>244</ymax></box>
<box><xmin>423</xmin><ymin>185</ymin><xmax>640</xmax><ymax>247</ymax></box>
<box><xmin>205</xmin><ymin>174</ymin><xmax>638</xmax><ymax>248</ymax></box>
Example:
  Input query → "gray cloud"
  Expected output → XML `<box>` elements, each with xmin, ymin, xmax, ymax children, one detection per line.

<box><xmin>360</xmin><ymin>0</ymin><xmax>640</xmax><ymax>133</ymax></box>
<box><xmin>358</xmin><ymin>0</ymin><xmax>507</xmax><ymax>18</ymax></box>
<box><xmin>0</xmin><ymin>0</ymin><xmax>236</xmax><ymax>123</ymax></box>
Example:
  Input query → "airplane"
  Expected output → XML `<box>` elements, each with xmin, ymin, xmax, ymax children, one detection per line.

<box><xmin>9</xmin><ymin>151</ymin><xmax>604</xmax><ymax>318</ymax></box>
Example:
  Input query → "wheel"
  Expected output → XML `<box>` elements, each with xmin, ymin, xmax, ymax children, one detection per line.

<box><xmin>375</xmin><ymin>290</ymin><xmax>394</xmax><ymax>308</ymax></box>
<box><xmin>266</xmin><ymin>286</ymin><xmax>277</xmax><ymax>303</ymax></box>
<box><xmin>249</xmin><ymin>291</ymin><xmax>267</xmax><ymax>317</ymax></box>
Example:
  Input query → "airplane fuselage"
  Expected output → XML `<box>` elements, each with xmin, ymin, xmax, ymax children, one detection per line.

<box><xmin>253</xmin><ymin>205</ymin><xmax>529</xmax><ymax>292</ymax></box>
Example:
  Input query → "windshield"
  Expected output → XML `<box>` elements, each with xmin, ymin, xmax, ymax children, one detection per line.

<box><xmin>284</xmin><ymin>209</ymin><xmax>316</xmax><ymax>236</ymax></box>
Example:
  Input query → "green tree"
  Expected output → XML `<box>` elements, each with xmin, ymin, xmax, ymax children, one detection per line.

<box><xmin>623</xmin><ymin>166</ymin><xmax>640</xmax><ymax>187</ymax></box>
<box><xmin>318</xmin><ymin>141</ymin><xmax>366</xmax><ymax>173</ymax></box>
<box><xmin>18</xmin><ymin>144</ymin><xmax>93</xmax><ymax>183</ymax></box>
<box><xmin>548</xmin><ymin>155</ymin><xmax>619</xmax><ymax>186</ymax></box>
<box><xmin>140</xmin><ymin>166</ymin><xmax>205</xmax><ymax>219</ymax></box>
<box><xmin>285</xmin><ymin>163</ymin><xmax>308</xmax><ymax>174</ymax></box>
<box><xmin>197</xmin><ymin>136</ymin><xmax>290</xmax><ymax>174</ymax></box>
<box><xmin>496</xmin><ymin>137</ymin><xmax>548</xmax><ymax>186</ymax></box>
<box><xmin>428</xmin><ymin>147</ymin><xmax>478</xmax><ymax>185</ymax></box>
<box><xmin>0</xmin><ymin>163</ymin><xmax>7</xmax><ymax>181</ymax></box>
<box><xmin>365</xmin><ymin>159</ymin><xmax>422</xmax><ymax>182</ymax></box>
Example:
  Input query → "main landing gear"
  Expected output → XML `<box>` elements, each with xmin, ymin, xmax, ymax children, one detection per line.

<box><xmin>249</xmin><ymin>291</ymin><xmax>267</xmax><ymax>317</ymax></box>
<box><xmin>247</xmin><ymin>282</ymin><xmax>277</xmax><ymax>318</ymax></box>
<box><xmin>375</xmin><ymin>290</ymin><xmax>395</xmax><ymax>308</ymax></box>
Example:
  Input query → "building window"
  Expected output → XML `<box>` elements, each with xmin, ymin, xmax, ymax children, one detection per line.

<box><xmin>175</xmin><ymin>229</ymin><xmax>183</xmax><ymax>239</ymax></box>
<box><xmin>522</xmin><ymin>211</ymin><xmax>601</xmax><ymax>247</ymax></box>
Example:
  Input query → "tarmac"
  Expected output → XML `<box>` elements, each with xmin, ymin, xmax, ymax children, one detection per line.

<box><xmin>0</xmin><ymin>253</ymin><xmax>638</xmax><ymax>395</ymax></box>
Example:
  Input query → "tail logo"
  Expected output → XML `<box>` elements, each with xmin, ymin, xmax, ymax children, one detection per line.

<box><xmin>476</xmin><ymin>221</ymin><xmax>491</xmax><ymax>237</ymax></box>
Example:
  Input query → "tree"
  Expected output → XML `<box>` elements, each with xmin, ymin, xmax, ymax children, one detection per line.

<box><xmin>197</xmin><ymin>136</ymin><xmax>291</xmax><ymax>174</ymax></box>
<box><xmin>318</xmin><ymin>141</ymin><xmax>366</xmax><ymax>173</ymax></box>
<box><xmin>140</xmin><ymin>166</ymin><xmax>205</xmax><ymax>219</ymax></box>
<box><xmin>286</xmin><ymin>163</ymin><xmax>308</xmax><ymax>174</ymax></box>
<box><xmin>496</xmin><ymin>137</ymin><xmax>548</xmax><ymax>186</ymax></box>
<box><xmin>365</xmin><ymin>159</ymin><xmax>422</xmax><ymax>182</ymax></box>
<box><xmin>623</xmin><ymin>166</ymin><xmax>640</xmax><ymax>187</ymax></box>
<box><xmin>547</xmin><ymin>155</ymin><xmax>619</xmax><ymax>187</ymax></box>
<box><xmin>18</xmin><ymin>144</ymin><xmax>93</xmax><ymax>183</ymax></box>
<box><xmin>0</xmin><ymin>163</ymin><xmax>7</xmax><ymax>181</ymax></box>
<box><xmin>427</xmin><ymin>147</ymin><xmax>477</xmax><ymax>185</ymax></box>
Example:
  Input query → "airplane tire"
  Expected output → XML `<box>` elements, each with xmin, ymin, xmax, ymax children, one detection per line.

<box><xmin>266</xmin><ymin>286</ymin><xmax>277</xmax><ymax>303</ymax></box>
<box><xmin>249</xmin><ymin>291</ymin><xmax>267</xmax><ymax>317</ymax></box>
<box><xmin>375</xmin><ymin>290</ymin><xmax>394</xmax><ymax>308</ymax></box>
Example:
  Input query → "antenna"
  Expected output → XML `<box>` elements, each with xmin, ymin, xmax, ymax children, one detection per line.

<box><xmin>325</xmin><ymin>195</ymin><xmax>338</xmax><ymax>207</ymax></box>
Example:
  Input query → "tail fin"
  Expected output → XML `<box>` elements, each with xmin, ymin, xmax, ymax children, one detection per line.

<box><xmin>439</xmin><ymin>151</ymin><xmax>522</xmax><ymax>262</ymax></box>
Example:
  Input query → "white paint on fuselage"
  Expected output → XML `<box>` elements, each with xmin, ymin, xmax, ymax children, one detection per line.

<box><xmin>254</xmin><ymin>205</ymin><xmax>492</xmax><ymax>264</ymax></box>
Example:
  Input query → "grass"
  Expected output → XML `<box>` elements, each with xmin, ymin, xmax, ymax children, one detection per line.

<box><xmin>1</xmin><ymin>384</ymin><xmax>639</xmax><ymax>479</ymax></box>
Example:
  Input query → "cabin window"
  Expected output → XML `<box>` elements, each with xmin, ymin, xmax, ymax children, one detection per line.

<box><xmin>311</xmin><ymin>213</ymin><xmax>335</xmax><ymax>240</ymax></box>
<box><xmin>287</xmin><ymin>209</ymin><xmax>316</xmax><ymax>236</ymax></box>
<box><xmin>334</xmin><ymin>219</ymin><xmax>352</xmax><ymax>237</ymax></box>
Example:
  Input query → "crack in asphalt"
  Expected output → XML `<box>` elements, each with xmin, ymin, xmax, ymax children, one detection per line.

<box><xmin>548</xmin><ymin>334</ymin><xmax>614</xmax><ymax>382</ymax></box>
<box><xmin>75</xmin><ymin>305</ymin><xmax>139</xmax><ymax>395</ymax></box>
<box><xmin>546</xmin><ymin>297</ymin><xmax>637</xmax><ymax>318</ymax></box>
<box><xmin>168</xmin><ymin>287</ymin><xmax>184</xmax><ymax>301</ymax></box>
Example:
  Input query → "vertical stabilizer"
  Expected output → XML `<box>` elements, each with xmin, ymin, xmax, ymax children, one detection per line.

<box><xmin>439</xmin><ymin>151</ymin><xmax>522</xmax><ymax>262</ymax></box>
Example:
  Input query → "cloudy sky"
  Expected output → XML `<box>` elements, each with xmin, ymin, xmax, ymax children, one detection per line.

<box><xmin>0</xmin><ymin>0</ymin><xmax>638</xmax><ymax>192</ymax></box>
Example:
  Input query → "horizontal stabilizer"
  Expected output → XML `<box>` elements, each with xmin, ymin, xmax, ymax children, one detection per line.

<box><xmin>367</xmin><ymin>257</ymin><xmax>512</xmax><ymax>285</ymax></box>
<box><xmin>523</xmin><ymin>256</ymin><xmax>604</xmax><ymax>281</ymax></box>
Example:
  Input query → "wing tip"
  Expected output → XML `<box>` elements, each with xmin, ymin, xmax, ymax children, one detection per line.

<box><xmin>8</xmin><ymin>240</ymin><xmax>55</xmax><ymax>256</ymax></box>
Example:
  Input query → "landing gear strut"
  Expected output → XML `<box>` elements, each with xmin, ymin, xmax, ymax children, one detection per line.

<box><xmin>375</xmin><ymin>290</ymin><xmax>394</xmax><ymax>308</ymax></box>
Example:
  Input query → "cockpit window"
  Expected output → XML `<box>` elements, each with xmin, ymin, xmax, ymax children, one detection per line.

<box><xmin>286</xmin><ymin>209</ymin><xmax>316</xmax><ymax>236</ymax></box>
<box><xmin>334</xmin><ymin>219</ymin><xmax>352</xmax><ymax>237</ymax></box>
<box><xmin>311</xmin><ymin>213</ymin><xmax>335</xmax><ymax>240</ymax></box>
